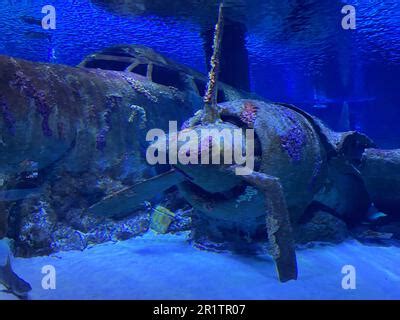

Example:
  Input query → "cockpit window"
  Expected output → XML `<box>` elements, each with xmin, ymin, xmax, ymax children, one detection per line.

<box><xmin>151</xmin><ymin>65</ymin><xmax>185</xmax><ymax>90</ymax></box>
<box><xmin>84</xmin><ymin>59</ymin><xmax>132</xmax><ymax>71</ymax></box>
<box><xmin>130</xmin><ymin>64</ymin><xmax>148</xmax><ymax>77</ymax></box>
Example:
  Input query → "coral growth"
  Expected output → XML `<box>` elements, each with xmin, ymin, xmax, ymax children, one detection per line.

<box><xmin>280</xmin><ymin>127</ymin><xmax>306</xmax><ymax>162</ymax></box>
<box><xmin>11</xmin><ymin>71</ymin><xmax>35</xmax><ymax>96</ymax></box>
<box><xmin>18</xmin><ymin>200</ymin><xmax>56</xmax><ymax>256</ymax></box>
<box><xmin>240</xmin><ymin>101</ymin><xmax>258</xmax><ymax>126</ymax></box>
<box><xmin>34</xmin><ymin>90</ymin><xmax>52</xmax><ymax>136</ymax></box>
<box><xmin>105</xmin><ymin>95</ymin><xmax>121</xmax><ymax>114</ymax></box>
<box><xmin>122</xmin><ymin>74</ymin><xmax>158</xmax><ymax>103</ymax></box>
<box><xmin>4</xmin><ymin>170</ymin><xmax>156</xmax><ymax>256</ymax></box>
<box><xmin>95</xmin><ymin>95</ymin><xmax>121</xmax><ymax>151</ymax></box>
<box><xmin>84</xmin><ymin>104</ymin><xmax>98</xmax><ymax>124</ymax></box>
<box><xmin>50</xmin><ymin>213</ymin><xmax>150</xmax><ymax>252</ymax></box>
<box><xmin>128</xmin><ymin>105</ymin><xmax>147</xmax><ymax>129</ymax></box>
<box><xmin>10</xmin><ymin>70</ymin><xmax>53</xmax><ymax>136</ymax></box>
<box><xmin>204</xmin><ymin>2</ymin><xmax>224</xmax><ymax>107</ymax></box>
<box><xmin>280</xmin><ymin>110</ymin><xmax>306</xmax><ymax>162</ymax></box>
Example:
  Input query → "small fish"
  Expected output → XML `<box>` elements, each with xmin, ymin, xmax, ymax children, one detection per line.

<box><xmin>367</xmin><ymin>204</ymin><xmax>387</xmax><ymax>222</ymax></box>
<box><xmin>368</xmin><ymin>212</ymin><xmax>387</xmax><ymax>221</ymax></box>
<box><xmin>20</xmin><ymin>15</ymin><xmax>43</xmax><ymax>27</ymax></box>
<box><xmin>359</xmin><ymin>230</ymin><xmax>393</xmax><ymax>240</ymax></box>
<box><xmin>0</xmin><ymin>255</ymin><xmax>32</xmax><ymax>299</ymax></box>
<box><xmin>0</xmin><ymin>188</ymin><xmax>41</xmax><ymax>202</ymax></box>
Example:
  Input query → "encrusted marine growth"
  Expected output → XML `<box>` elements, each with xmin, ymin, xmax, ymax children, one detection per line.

<box><xmin>235</xmin><ymin>186</ymin><xmax>258</xmax><ymax>208</ymax></box>
<box><xmin>0</xmin><ymin>94</ymin><xmax>16</xmax><ymax>135</ymax></box>
<box><xmin>280</xmin><ymin>109</ymin><xmax>306</xmax><ymax>162</ymax></box>
<box><xmin>240</xmin><ymin>101</ymin><xmax>258</xmax><ymax>126</ymax></box>
<box><xmin>18</xmin><ymin>200</ymin><xmax>56</xmax><ymax>255</ymax></box>
<box><xmin>0</xmin><ymin>50</ymin><xmax>209</xmax><ymax>256</ymax></box>
<box><xmin>202</xmin><ymin>2</ymin><xmax>224</xmax><ymax>123</ymax></box>
<box><xmin>34</xmin><ymin>90</ymin><xmax>52</xmax><ymax>137</ymax></box>
<box><xmin>122</xmin><ymin>74</ymin><xmax>158</xmax><ymax>103</ymax></box>
<box><xmin>96</xmin><ymin>95</ymin><xmax>121</xmax><ymax>151</ymax></box>
<box><xmin>10</xmin><ymin>70</ymin><xmax>53</xmax><ymax>136</ymax></box>
<box><xmin>128</xmin><ymin>104</ymin><xmax>147</xmax><ymax>129</ymax></box>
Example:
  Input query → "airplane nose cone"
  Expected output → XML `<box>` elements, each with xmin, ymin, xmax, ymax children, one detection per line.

<box><xmin>146</xmin><ymin>120</ymin><xmax>253</xmax><ymax>193</ymax></box>
<box><xmin>165</xmin><ymin>122</ymin><xmax>247</xmax><ymax>193</ymax></box>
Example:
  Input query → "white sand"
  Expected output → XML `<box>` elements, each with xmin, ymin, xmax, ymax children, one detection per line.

<box><xmin>1</xmin><ymin>232</ymin><xmax>399</xmax><ymax>300</ymax></box>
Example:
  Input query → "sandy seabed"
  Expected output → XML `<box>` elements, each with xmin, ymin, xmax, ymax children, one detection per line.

<box><xmin>1</xmin><ymin>232</ymin><xmax>399</xmax><ymax>300</ymax></box>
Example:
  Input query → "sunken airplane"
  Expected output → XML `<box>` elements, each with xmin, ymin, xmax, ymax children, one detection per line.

<box><xmin>0</xmin><ymin>4</ymin><xmax>399</xmax><ymax>283</ymax></box>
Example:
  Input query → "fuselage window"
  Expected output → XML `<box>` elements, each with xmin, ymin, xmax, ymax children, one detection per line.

<box><xmin>151</xmin><ymin>65</ymin><xmax>185</xmax><ymax>90</ymax></box>
<box><xmin>131</xmin><ymin>64</ymin><xmax>148</xmax><ymax>77</ymax></box>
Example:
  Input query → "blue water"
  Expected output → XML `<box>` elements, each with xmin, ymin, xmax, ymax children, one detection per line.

<box><xmin>1</xmin><ymin>0</ymin><xmax>400</xmax><ymax>301</ymax></box>
<box><xmin>1</xmin><ymin>1</ymin><xmax>399</xmax><ymax>147</ymax></box>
